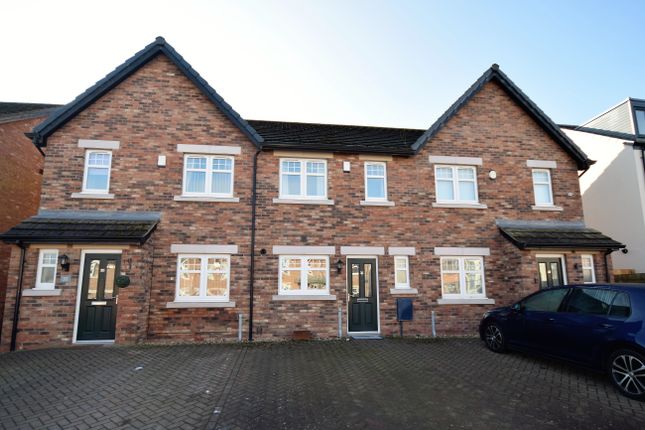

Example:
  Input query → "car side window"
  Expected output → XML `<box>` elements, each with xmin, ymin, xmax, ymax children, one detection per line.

<box><xmin>565</xmin><ymin>288</ymin><xmax>616</xmax><ymax>316</ymax></box>
<box><xmin>609</xmin><ymin>292</ymin><xmax>631</xmax><ymax>318</ymax></box>
<box><xmin>522</xmin><ymin>288</ymin><xmax>569</xmax><ymax>312</ymax></box>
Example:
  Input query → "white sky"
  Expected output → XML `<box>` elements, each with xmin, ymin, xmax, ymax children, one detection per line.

<box><xmin>2</xmin><ymin>0</ymin><xmax>644</xmax><ymax>129</ymax></box>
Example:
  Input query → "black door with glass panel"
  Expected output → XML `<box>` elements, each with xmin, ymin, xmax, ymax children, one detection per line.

<box><xmin>77</xmin><ymin>254</ymin><xmax>121</xmax><ymax>341</ymax></box>
<box><xmin>348</xmin><ymin>258</ymin><xmax>378</xmax><ymax>332</ymax></box>
<box><xmin>537</xmin><ymin>258</ymin><xmax>564</xmax><ymax>289</ymax></box>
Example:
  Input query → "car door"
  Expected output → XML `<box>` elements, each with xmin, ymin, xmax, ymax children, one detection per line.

<box><xmin>555</xmin><ymin>288</ymin><xmax>627</xmax><ymax>365</ymax></box>
<box><xmin>518</xmin><ymin>287</ymin><xmax>571</xmax><ymax>353</ymax></box>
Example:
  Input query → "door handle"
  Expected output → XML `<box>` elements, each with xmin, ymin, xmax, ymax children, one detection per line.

<box><xmin>599</xmin><ymin>323</ymin><xmax>614</xmax><ymax>329</ymax></box>
<box><xmin>545</xmin><ymin>317</ymin><xmax>555</xmax><ymax>323</ymax></box>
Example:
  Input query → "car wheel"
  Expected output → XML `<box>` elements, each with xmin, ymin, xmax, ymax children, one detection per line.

<box><xmin>608</xmin><ymin>349</ymin><xmax>645</xmax><ymax>400</ymax></box>
<box><xmin>484</xmin><ymin>322</ymin><xmax>506</xmax><ymax>353</ymax></box>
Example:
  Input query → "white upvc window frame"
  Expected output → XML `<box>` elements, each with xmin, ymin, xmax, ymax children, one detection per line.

<box><xmin>182</xmin><ymin>154</ymin><xmax>235</xmax><ymax>197</ymax></box>
<box><xmin>35</xmin><ymin>249</ymin><xmax>58</xmax><ymax>290</ymax></box>
<box><xmin>174</xmin><ymin>254</ymin><xmax>231</xmax><ymax>302</ymax></box>
<box><xmin>581</xmin><ymin>254</ymin><xmax>596</xmax><ymax>284</ymax></box>
<box><xmin>279</xmin><ymin>159</ymin><xmax>328</xmax><ymax>199</ymax></box>
<box><xmin>364</xmin><ymin>161</ymin><xmax>388</xmax><ymax>201</ymax></box>
<box><xmin>278</xmin><ymin>255</ymin><xmax>330</xmax><ymax>295</ymax></box>
<box><xmin>531</xmin><ymin>168</ymin><xmax>554</xmax><ymax>206</ymax></box>
<box><xmin>434</xmin><ymin>165</ymin><xmax>479</xmax><ymax>204</ymax></box>
<box><xmin>82</xmin><ymin>150</ymin><xmax>112</xmax><ymax>193</ymax></box>
<box><xmin>440</xmin><ymin>256</ymin><xmax>486</xmax><ymax>299</ymax></box>
<box><xmin>393</xmin><ymin>256</ymin><xmax>410</xmax><ymax>289</ymax></box>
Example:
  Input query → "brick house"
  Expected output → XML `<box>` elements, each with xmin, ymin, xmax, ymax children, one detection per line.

<box><xmin>0</xmin><ymin>38</ymin><xmax>623</xmax><ymax>351</ymax></box>
<box><xmin>0</xmin><ymin>103</ymin><xmax>58</xmax><ymax>338</ymax></box>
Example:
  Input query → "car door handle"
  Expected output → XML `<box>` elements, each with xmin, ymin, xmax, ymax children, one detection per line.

<box><xmin>599</xmin><ymin>323</ymin><xmax>614</xmax><ymax>329</ymax></box>
<box><xmin>545</xmin><ymin>317</ymin><xmax>555</xmax><ymax>323</ymax></box>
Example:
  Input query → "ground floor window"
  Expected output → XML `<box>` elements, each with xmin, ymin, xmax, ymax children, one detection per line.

<box><xmin>175</xmin><ymin>254</ymin><xmax>230</xmax><ymax>301</ymax></box>
<box><xmin>36</xmin><ymin>249</ymin><xmax>58</xmax><ymax>289</ymax></box>
<box><xmin>581</xmin><ymin>254</ymin><xmax>596</xmax><ymax>283</ymax></box>
<box><xmin>440</xmin><ymin>256</ymin><xmax>485</xmax><ymax>298</ymax></box>
<box><xmin>279</xmin><ymin>256</ymin><xmax>330</xmax><ymax>295</ymax></box>
<box><xmin>394</xmin><ymin>256</ymin><xmax>410</xmax><ymax>289</ymax></box>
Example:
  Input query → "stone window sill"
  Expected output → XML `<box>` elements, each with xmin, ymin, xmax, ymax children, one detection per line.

<box><xmin>437</xmin><ymin>298</ymin><xmax>495</xmax><ymax>305</ymax></box>
<box><xmin>531</xmin><ymin>205</ymin><xmax>563</xmax><ymax>212</ymax></box>
<box><xmin>273</xmin><ymin>198</ymin><xmax>335</xmax><ymax>205</ymax></box>
<box><xmin>22</xmin><ymin>289</ymin><xmax>63</xmax><ymax>297</ymax></box>
<box><xmin>71</xmin><ymin>192</ymin><xmax>115</xmax><ymax>200</ymax></box>
<box><xmin>166</xmin><ymin>301</ymin><xmax>236</xmax><ymax>308</ymax></box>
<box><xmin>389</xmin><ymin>288</ymin><xmax>418</xmax><ymax>295</ymax></box>
<box><xmin>174</xmin><ymin>196</ymin><xmax>240</xmax><ymax>203</ymax></box>
<box><xmin>432</xmin><ymin>202</ymin><xmax>487</xmax><ymax>209</ymax></box>
<box><xmin>360</xmin><ymin>200</ymin><xmax>395</xmax><ymax>207</ymax></box>
<box><xmin>272</xmin><ymin>294</ymin><xmax>337</xmax><ymax>301</ymax></box>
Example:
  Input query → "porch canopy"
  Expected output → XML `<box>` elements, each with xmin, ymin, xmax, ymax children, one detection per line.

<box><xmin>0</xmin><ymin>210</ymin><xmax>160</xmax><ymax>245</ymax></box>
<box><xmin>497</xmin><ymin>219</ymin><xmax>625</xmax><ymax>250</ymax></box>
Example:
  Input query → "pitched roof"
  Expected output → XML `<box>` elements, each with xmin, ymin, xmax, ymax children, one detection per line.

<box><xmin>29</xmin><ymin>37</ymin><xmax>263</xmax><ymax>147</ymax></box>
<box><xmin>247</xmin><ymin>120</ymin><xmax>423</xmax><ymax>155</ymax></box>
<box><xmin>411</xmin><ymin>65</ymin><xmax>592</xmax><ymax>170</ymax></box>
<box><xmin>0</xmin><ymin>102</ymin><xmax>60</xmax><ymax>123</ymax></box>
<box><xmin>497</xmin><ymin>219</ymin><xmax>624</xmax><ymax>250</ymax></box>
<box><xmin>0</xmin><ymin>211</ymin><xmax>160</xmax><ymax>245</ymax></box>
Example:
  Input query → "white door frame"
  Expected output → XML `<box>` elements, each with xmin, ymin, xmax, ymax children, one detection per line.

<box><xmin>536</xmin><ymin>253</ymin><xmax>568</xmax><ymax>286</ymax></box>
<box><xmin>72</xmin><ymin>249</ymin><xmax>123</xmax><ymax>344</ymax></box>
<box><xmin>345</xmin><ymin>256</ymin><xmax>381</xmax><ymax>335</ymax></box>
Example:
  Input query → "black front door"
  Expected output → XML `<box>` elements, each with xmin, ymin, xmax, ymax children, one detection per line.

<box><xmin>348</xmin><ymin>258</ymin><xmax>378</xmax><ymax>332</ymax></box>
<box><xmin>77</xmin><ymin>254</ymin><xmax>120</xmax><ymax>341</ymax></box>
<box><xmin>537</xmin><ymin>257</ymin><xmax>564</xmax><ymax>289</ymax></box>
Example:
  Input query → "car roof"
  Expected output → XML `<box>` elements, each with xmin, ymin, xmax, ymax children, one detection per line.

<box><xmin>566</xmin><ymin>283</ymin><xmax>645</xmax><ymax>293</ymax></box>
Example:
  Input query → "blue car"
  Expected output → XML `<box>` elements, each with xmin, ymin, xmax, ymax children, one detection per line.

<box><xmin>479</xmin><ymin>284</ymin><xmax>645</xmax><ymax>400</ymax></box>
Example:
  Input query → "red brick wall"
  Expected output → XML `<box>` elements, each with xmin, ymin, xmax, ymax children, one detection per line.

<box><xmin>0</xmin><ymin>116</ymin><xmax>45</xmax><ymax>338</ymax></box>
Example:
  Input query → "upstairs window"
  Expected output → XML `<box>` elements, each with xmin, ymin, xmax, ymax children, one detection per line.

<box><xmin>36</xmin><ymin>249</ymin><xmax>58</xmax><ymax>290</ymax></box>
<box><xmin>365</xmin><ymin>162</ymin><xmax>387</xmax><ymax>201</ymax></box>
<box><xmin>635</xmin><ymin>109</ymin><xmax>645</xmax><ymax>135</ymax></box>
<box><xmin>435</xmin><ymin>165</ymin><xmax>478</xmax><ymax>203</ymax></box>
<box><xmin>532</xmin><ymin>169</ymin><xmax>553</xmax><ymax>206</ymax></box>
<box><xmin>82</xmin><ymin>150</ymin><xmax>112</xmax><ymax>193</ymax></box>
<box><xmin>280</xmin><ymin>159</ymin><xmax>327</xmax><ymax>199</ymax></box>
<box><xmin>183</xmin><ymin>155</ymin><xmax>234</xmax><ymax>197</ymax></box>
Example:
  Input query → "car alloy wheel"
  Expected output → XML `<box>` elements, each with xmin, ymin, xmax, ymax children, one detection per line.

<box><xmin>484</xmin><ymin>323</ymin><xmax>505</xmax><ymax>352</ymax></box>
<box><xmin>610</xmin><ymin>350</ymin><xmax>645</xmax><ymax>399</ymax></box>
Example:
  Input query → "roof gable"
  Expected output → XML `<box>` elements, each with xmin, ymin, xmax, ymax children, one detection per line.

<box><xmin>412</xmin><ymin>65</ymin><xmax>591</xmax><ymax>170</ymax></box>
<box><xmin>30</xmin><ymin>37</ymin><xmax>263</xmax><ymax>147</ymax></box>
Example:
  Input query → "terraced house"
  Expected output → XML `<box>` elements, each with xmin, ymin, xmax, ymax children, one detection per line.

<box><xmin>0</xmin><ymin>37</ymin><xmax>624</xmax><ymax>351</ymax></box>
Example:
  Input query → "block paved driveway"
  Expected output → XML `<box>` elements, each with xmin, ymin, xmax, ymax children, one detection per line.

<box><xmin>1</xmin><ymin>338</ymin><xmax>645</xmax><ymax>429</ymax></box>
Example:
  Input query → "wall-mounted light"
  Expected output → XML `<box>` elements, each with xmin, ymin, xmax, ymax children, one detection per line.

<box><xmin>59</xmin><ymin>254</ymin><xmax>70</xmax><ymax>272</ymax></box>
<box><xmin>336</xmin><ymin>259</ymin><xmax>344</xmax><ymax>274</ymax></box>
<box><xmin>488</xmin><ymin>170</ymin><xmax>497</xmax><ymax>180</ymax></box>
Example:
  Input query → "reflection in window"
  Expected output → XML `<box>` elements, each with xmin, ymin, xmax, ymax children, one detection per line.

<box><xmin>87</xmin><ymin>260</ymin><xmax>100</xmax><ymax>300</ymax></box>
<box><xmin>175</xmin><ymin>255</ymin><xmax>230</xmax><ymax>301</ymax></box>
<box><xmin>440</xmin><ymin>256</ymin><xmax>485</xmax><ymax>298</ymax></box>
<box><xmin>278</xmin><ymin>256</ymin><xmax>329</xmax><ymax>295</ymax></box>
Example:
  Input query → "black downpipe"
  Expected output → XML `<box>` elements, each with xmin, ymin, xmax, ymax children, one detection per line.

<box><xmin>248</xmin><ymin>149</ymin><xmax>261</xmax><ymax>341</ymax></box>
<box><xmin>604</xmin><ymin>249</ymin><xmax>612</xmax><ymax>283</ymax></box>
<box><xmin>10</xmin><ymin>242</ymin><xmax>27</xmax><ymax>352</ymax></box>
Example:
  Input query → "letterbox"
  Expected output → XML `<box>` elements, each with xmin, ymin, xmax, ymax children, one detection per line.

<box><xmin>396</xmin><ymin>298</ymin><xmax>413</xmax><ymax>321</ymax></box>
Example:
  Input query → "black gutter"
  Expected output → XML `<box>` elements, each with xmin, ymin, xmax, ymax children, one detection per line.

<box><xmin>248</xmin><ymin>148</ymin><xmax>261</xmax><ymax>341</ymax></box>
<box><xmin>9</xmin><ymin>243</ymin><xmax>27</xmax><ymax>352</ymax></box>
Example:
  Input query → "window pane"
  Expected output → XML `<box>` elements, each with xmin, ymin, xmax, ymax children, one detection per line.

<box><xmin>42</xmin><ymin>252</ymin><xmax>57</xmax><ymax>265</ymax></box>
<box><xmin>40</xmin><ymin>267</ymin><xmax>55</xmax><ymax>284</ymax></box>
<box><xmin>206</xmin><ymin>273</ymin><xmax>227</xmax><ymax>296</ymax></box>
<box><xmin>180</xmin><ymin>258</ymin><xmax>201</xmax><ymax>271</ymax></box>
<box><xmin>87</xmin><ymin>260</ymin><xmax>100</xmax><ymax>299</ymax></box>
<box><xmin>281</xmin><ymin>270</ymin><xmax>301</xmax><ymax>291</ymax></box>
<box><xmin>465</xmin><ymin>273</ymin><xmax>483</xmax><ymax>295</ymax></box>
<box><xmin>307</xmin><ymin>258</ymin><xmax>327</xmax><ymax>269</ymax></box>
<box><xmin>538</xmin><ymin>263</ymin><xmax>549</xmax><ymax>289</ymax></box>
<box><xmin>437</xmin><ymin>180</ymin><xmax>454</xmax><ymax>200</ymax></box>
<box><xmin>395</xmin><ymin>258</ymin><xmax>407</xmax><ymax>270</ymax></box>
<box><xmin>212</xmin><ymin>172</ymin><xmax>232</xmax><ymax>194</ymax></box>
<box><xmin>532</xmin><ymin>170</ymin><xmax>549</xmax><ymax>183</ymax></box>
<box><xmin>464</xmin><ymin>259</ymin><xmax>481</xmax><ymax>271</ymax></box>
<box><xmin>89</xmin><ymin>152</ymin><xmax>110</xmax><ymax>166</ymax></box>
<box><xmin>458</xmin><ymin>181</ymin><xmax>476</xmax><ymax>201</ymax></box>
<box><xmin>86</xmin><ymin>167</ymin><xmax>109</xmax><ymax>190</ymax></box>
<box><xmin>364</xmin><ymin>264</ymin><xmax>372</xmax><ymax>297</ymax></box>
<box><xmin>351</xmin><ymin>264</ymin><xmax>360</xmax><ymax>296</ymax></box>
<box><xmin>609</xmin><ymin>293</ymin><xmax>631</xmax><ymax>317</ymax></box>
<box><xmin>566</xmin><ymin>288</ymin><xmax>615</xmax><ymax>315</ymax></box>
<box><xmin>441</xmin><ymin>258</ymin><xmax>459</xmax><ymax>271</ymax></box>
<box><xmin>396</xmin><ymin>269</ymin><xmax>408</xmax><ymax>285</ymax></box>
<box><xmin>582</xmin><ymin>268</ymin><xmax>594</xmax><ymax>283</ymax></box>
<box><xmin>306</xmin><ymin>175</ymin><xmax>325</xmax><ymax>196</ymax></box>
<box><xmin>534</xmin><ymin>183</ymin><xmax>552</xmax><ymax>205</ymax></box>
<box><xmin>457</xmin><ymin>168</ymin><xmax>474</xmax><ymax>180</ymax></box>
<box><xmin>186</xmin><ymin>171</ymin><xmax>206</xmax><ymax>193</ymax></box>
<box><xmin>366</xmin><ymin>164</ymin><xmax>384</xmax><ymax>176</ymax></box>
<box><xmin>442</xmin><ymin>273</ymin><xmax>460</xmax><ymax>295</ymax></box>
<box><xmin>187</xmin><ymin>157</ymin><xmax>207</xmax><ymax>169</ymax></box>
<box><xmin>523</xmin><ymin>288</ymin><xmax>568</xmax><ymax>312</ymax></box>
<box><xmin>207</xmin><ymin>258</ymin><xmax>228</xmax><ymax>271</ymax></box>
<box><xmin>306</xmin><ymin>162</ymin><xmax>325</xmax><ymax>174</ymax></box>
<box><xmin>550</xmin><ymin>262</ymin><xmax>561</xmax><ymax>286</ymax></box>
<box><xmin>636</xmin><ymin>109</ymin><xmax>645</xmax><ymax>135</ymax></box>
<box><xmin>282</xmin><ymin>174</ymin><xmax>301</xmax><ymax>195</ymax></box>
<box><xmin>436</xmin><ymin>167</ymin><xmax>453</xmax><ymax>179</ymax></box>
<box><xmin>179</xmin><ymin>272</ymin><xmax>200</xmax><ymax>296</ymax></box>
<box><xmin>307</xmin><ymin>270</ymin><xmax>327</xmax><ymax>290</ymax></box>
<box><xmin>367</xmin><ymin>178</ymin><xmax>385</xmax><ymax>198</ymax></box>
<box><xmin>212</xmin><ymin>158</ymin><xmax>232</xmax><ymax>171</ymax></box>
<box><xmin>104</xmin><ymin>261</ymin><xmax>116</xmax><ymax>299</ymax></box>
<box><xmin>282</xmin><ymin>161</ymin><xmax>301</xmax><ymax>173</ymax></box>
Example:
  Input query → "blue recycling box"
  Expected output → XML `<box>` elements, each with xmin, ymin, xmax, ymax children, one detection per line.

<box><xmin>396</xmin><ymin>298</ymin><xmax>413</xmax><ymax>321</ymax></box>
